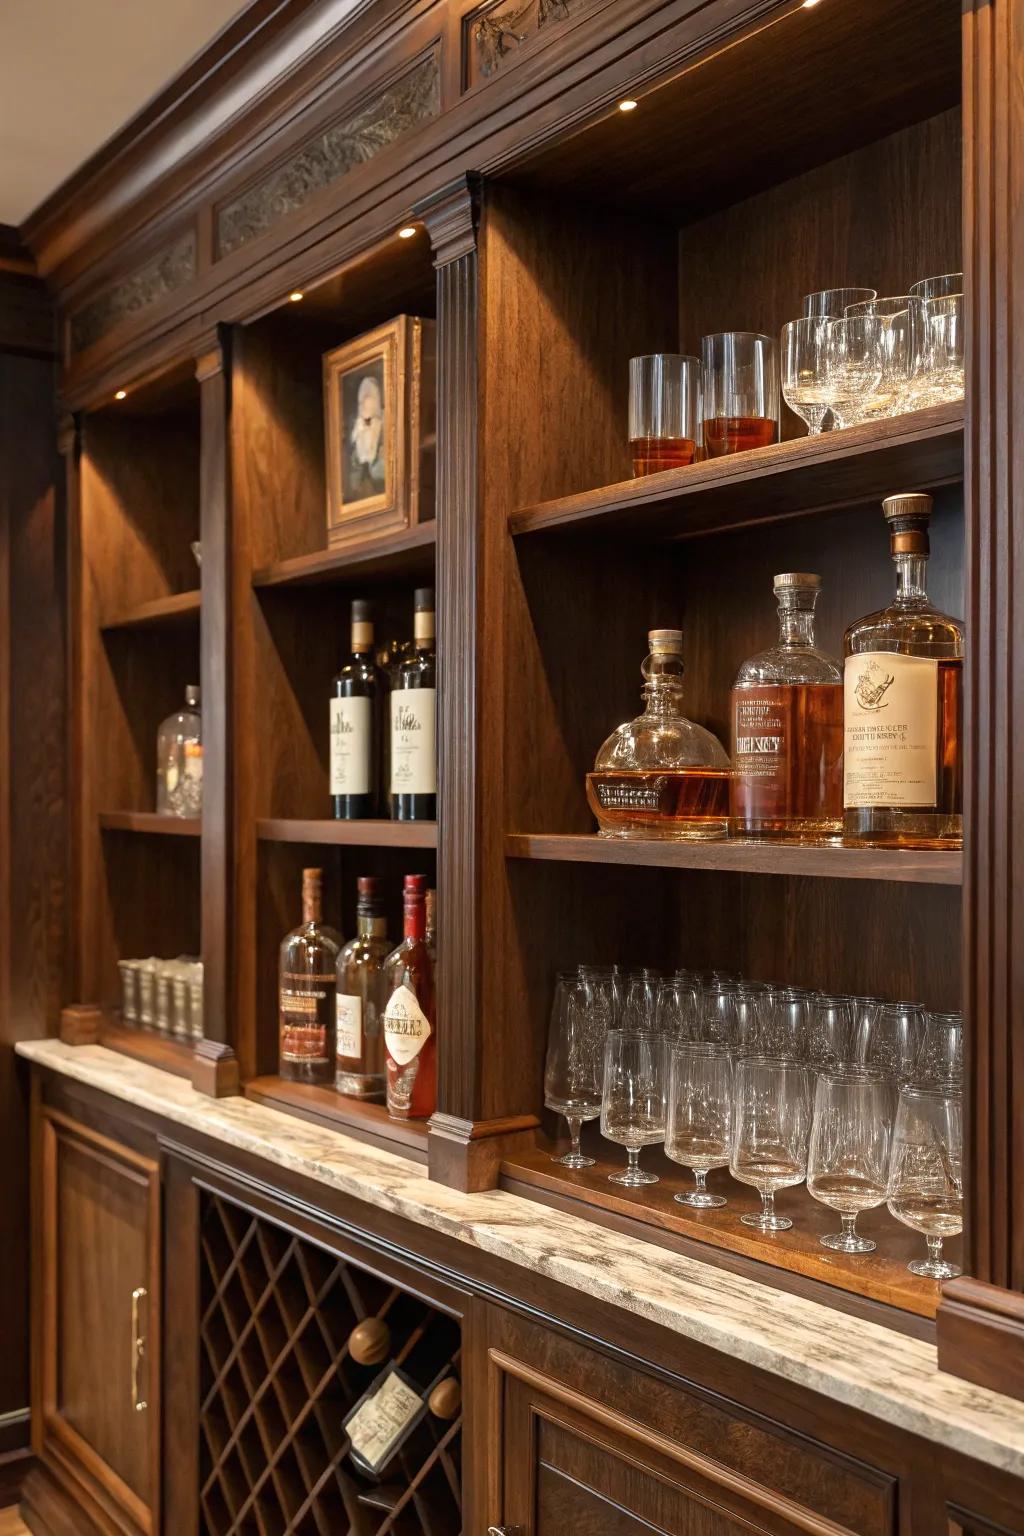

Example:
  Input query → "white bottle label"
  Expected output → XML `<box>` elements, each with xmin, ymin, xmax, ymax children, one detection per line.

<box><xmin>390</xmin><ymin>688</ymin><xmax>436</xmax><ymax>795</ymax></box>
<box><xmin>336</xmin><ymin>993</ymin><xmax>362</xmax><ymax>1060</ymax></box>
<box><xmin>330</xmin><ymin>696</ymin><xmax>371</xmax><ymax>796</ymax></box>
<box><xmin>843</xmin><ymin>653</ymin><xmax>938</xmax><ymax>808</ymax></box>
<box><xmin>384</xmin><ymin>984</ymin><xmax>431</xmax><ymax>1065</ymax></box>
<box><xmin>346</xmin><ymin>1370</ymin><xmax>423</xmax><ymax>1471</ymax></box>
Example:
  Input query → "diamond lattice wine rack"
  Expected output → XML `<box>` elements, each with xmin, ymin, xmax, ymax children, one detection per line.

<box><xmin>198</xmin><ymin>1195</ymin><xmax>463</xmax><ymax>1534</ymax></box>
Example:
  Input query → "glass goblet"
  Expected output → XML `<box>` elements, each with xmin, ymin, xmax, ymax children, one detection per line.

<box><xmin>916</xmin><ymin>1010</ymin><xmax>963</xmax><ymax>1089</ymax></box>
<box><xmin>802</xmin><ymin>994</ymin><xmax>854</xmax><ymax>1072</ymax></box>
<box><xmin>697</xmin><ymin>980</ymin><xmax>739</xmax><ymax>1048</ymax></box>
<box><xmin>781</xmin><ymin>318</ymin><xmax>831</xmax><ymax>435</ymax></box>
<box><xmin>544</xmin><ymin>982</ymin><xmax>606</xmax><ymax>1168</ymax></box>
<box><xmin>807</xmin><ymin>1069</ymin><xmax>891</xmax><ymax>1253</ymax></box>
<box><xmin>655</xmin><ymin>977</ymin><xmax>699</xmax><ymax>1040</ymax></box>
<box><xmin>600</xmin><ymin>1029</ymin><xmax>668</xmax><ymax>1186</ymax></box>
<box><xmin>909</xmin><ymin>272</ymin><xmax>963</xmax><ymax>302</ymax></box>
<box><xmin>886</xmin><ymin>1085</ymin><xmax>963</xmax><ymax>1279</ymax></box>
<box><xmin>758</xmin><ymin>986</ymin><xmax>806</xmax><ymax>1059</ymax></box>
<box><xmin>620</xmin><ymin>969</ymin><xmax>662</xmax><ymax>1031</ymax></box>
<box><xmin>665</xmin><ymin>1043</ymin><xmax>733</xmax><ymax>1208</ymax></box>
<box><xmin>825</xmin><ymin>316</ymin><xmax>885</xmax><ymax>428</ymax></box>
<box><xmin>845</xmin><ymin>297</ymin><xmax>924</xmax><ymax>417</ymax></box>
<box><xmin>803</xmin><ymin>286</ymin><xmax>877</xmax><ymax>319</ymax></box>
<box><xmin>855</xmin><ymin>1000</ymin><xmax>924</xmax><ymax>1085</ymax></box>
<box><xmin>730</xmin><ymin>1056</ymin><xmax>813</xmax><ymax>1232</ymax></box>
<box><xmin>923</xmin><ymin>295</ymin><xmax>965</xmax><ymax>405</ymax></box>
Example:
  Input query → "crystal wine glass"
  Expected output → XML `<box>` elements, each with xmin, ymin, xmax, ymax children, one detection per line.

<box><xmin>807</xmin><ymin>1068</ymin><xmax>891</xmax><ymax>1252</ymax></box>
<box><xmin>698</xmin><ymin>980</ymin><xmax>740</xmax><ymax>1048</ymax></box>
<box><xmin>916</xmin><ymin>1010</ymin><xmax>964</xmax><ymax>1088</ymax></box>
<box><xmin>757</xmin><ymin>986</ymin><xmax>806</xmax><ymax>1059</ymax></box>
<box><xmin>600</xmin><ymin>1029</ymin><xmax>669</xmax><ymax>1186</ymax></box>
<box><xmin>621</xmin><ymin>970</ymin><xmax>662</xmax><ymax>1031</ymax></box>
<box><xmin>886</xmin><ymin>1085</ymin><xmax>963</xmax><ymax>1279</ymax></box>
<box><xmin>781</xmin><ymin>318</ymin><xmax>831</xmax><ymax>435</ymax></box>
<box><xmin>802</xmin><ymin>994</ymin><xmax>854</xmax><ymax>1072</ymax></box>
<box><xmin>825</xmin><ymin>316</ymin><xmax>885</xmax><ymax>428</ymax></box>
<box><xmin>923</xmin><ymin>295</ymin><xmax>965</xmax><ymax>404</ymax></box>
<box><xmin>543</xmin><ymin>979</ymin><xmax>607</xmax><ymax>1168</ymax></box>
<box><xmin>803</xmin><ymin>286</ymin><xmax>876</xmax><ymax>319</ymax></box>
<box><xmin>854</xmin><ymin>1000</ymin><xmax>924</xmax><ymax>1085</ymax></box>
<box><xmin>665</xmin><ymin>1043</ymin><xmax>733</xmax><ymax>1207</ymax></box>
<box><xmin>844</xmin><ymin>297</ymin><xmax>924</xmax><ymax>418</ymax></box>
<box><xmin>910</xmin><ymin>272</ymin><xmax>963</xmax><ymax>302</ymax></box>
<box><xmin>730</xmin><ymin>1056</ymin><xmax>813</xmax><ymax>1231</ymax></box>
<box><xmin>655</xmin><ymin>977</ymin><xmax>699</xmax><ymax>1039</ymax></box>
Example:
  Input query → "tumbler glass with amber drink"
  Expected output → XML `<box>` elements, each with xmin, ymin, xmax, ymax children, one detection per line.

<box><xmin>701</xmin><ymin>333</ymin><xmax>778</xmax><ymax>457</ymax></box>
<box><xmin>628</xmin><ymin>354</ymin><xmax>700</xmax><ymax>476</ymax></box>
<box><xmin>586</xmin><ymin>628</ymin><xmax>731</xmax><ymax>841</ymax></box>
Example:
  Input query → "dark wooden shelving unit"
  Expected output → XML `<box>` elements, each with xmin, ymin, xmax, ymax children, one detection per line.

<box><xmin>96</xmin><ymin>1011</ymin><xmax>197</xmax><ymax>1080</ymax></box>
<box><xmin>100</xmin><ymin>810</ymin><xmax>201</xmax><ymax>837</ymax></box>
<box><xmin>245</xmin><ymin>1078</ymin><xmax>429</xmax><ymax>1162</ymax></box>
<box><xmin>505</xmin><ymin>833</ymin><xmax>962</xmax><ymax>886</ymax></box>
<box><xmin>100</xmin><ymin>588</ymin><xmax>201</xmax><ymax>631</ymax></box>
<box><xmin>257</xmin><ymin>819</ymin><xmax>437</xmax><ymax>849</ymax></box>
<box><xmin>252</xmin><ymin>522</ymin><xmax>436</xmax><ymax>590</ymax></box>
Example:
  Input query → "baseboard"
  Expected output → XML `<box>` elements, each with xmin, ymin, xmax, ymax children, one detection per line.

<box><xmin>20</xmin><ymin>1462</ymin><xmax>113</xmax><ymax>1536</ymax></box>
<box><xmin>0</xmin><ymin>1445</ymin><xmax>33</xmax><ymax>1508</ymax></box>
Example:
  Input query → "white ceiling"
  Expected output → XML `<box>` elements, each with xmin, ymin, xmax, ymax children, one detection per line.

<box><xmin>0</xmin><ymin>0</ymin><xmax>249</xmax><ymax>228</ymax></box>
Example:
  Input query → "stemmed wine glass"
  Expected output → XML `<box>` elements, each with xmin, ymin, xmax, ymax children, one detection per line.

<box><xmin>543</xmin><ymin>979</ymin><xmax>608</xmax><ymax>1168</ymax></box>
<box><xmin>844</xmin><ymin>296</ymin><xmax>924</xmax><ymax>418</ymax></box>
<box><xmin>620</xmin><ymin>970</ymin><xmax>662</xmax><ymax>1031</ymax></box>
<box><xmin>781</xmin><ymin>318</ymin><xmax>831</xmax><ymax>435</ymax></box>
<box><xmin>655</xmin><ymin>977</ymin><xmax>699</xmax><ymax>1039</ymax></box>
<box><xmin>886</xmin><ymin>1085</ymin><xmax>963</xmax><ymax>1279</ymax></box>
<box><xmin>757</xmin><ymin>987</ymin><xmax>806</xmax><ymax>1059</ymax></box>
<box><xmin>730</xmin><ymin>1056</ymin><xmax>813</xmax><ymax>1231</ymax></box>
<box><xmin>698</xmin><ymin>981</ymin><xmax>739</xmax><ymax>1048</ymax></box>
<box><xmin>803</xmin><ymin>287</ymin><xmax>876</xmax><ymax>319</ymax></box>
<box><xmin>917</xmin><ymin>1010</ymin><xmax>963</xmax><ymax>1087</ymax></box>
<box><xmin>806</xmin><ymin>1069</ymin><xmax>891</xmax><ymax>1252</ymax></box>
<box><xmin>665</xmin><ymin>1043</ymin><xmax>733</xmax><ymax>1207</ymax></box>
<box><xmin>600</xmin><ymin>1030</ymin><xmax>669</xmax><ymax>1186</ymax></box>
<box><xmin>825</xmin><ymin>315</ymin><xmax>885</xmax><ymax>427</ymax></box>
<box><xmin>803</xmin><ymin>994</ymin><xmax>854</xmax><ymax>1072</ymax></box>
<box><xmin>854</xmin><ymin>1000</ymin><xmax>923</xmax><ymax>1085</ymax></box>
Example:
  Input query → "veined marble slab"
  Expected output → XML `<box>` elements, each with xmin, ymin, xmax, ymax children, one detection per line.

<box><xmin>17</xmin><ymin>1037</ymin><xmax>1024</xmax><ymax>1474</ymax></box>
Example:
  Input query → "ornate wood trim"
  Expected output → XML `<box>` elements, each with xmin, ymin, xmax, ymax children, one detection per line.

<box><xmin>69</xmin><ymin>228</ymin><xmax>197</xmax><ymax>357</ymax></box>
<box><xmin>191</xmin><ymin>1039</ymin><xmax>240</xmax><ymax>1099</ymax></box>
<box><xmin>59</xmin><ymin>1005</ymin><xmax>102</xmax><ymax>1046</ymax></box>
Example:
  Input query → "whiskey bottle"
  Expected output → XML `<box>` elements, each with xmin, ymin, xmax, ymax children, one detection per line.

<box><xmin>156</xmin><ymin>685</ymin><xmax>202</xmax><ymax>817</ymax></box>
<box><xmin>335</xmin><ymin>876</ymin><xmax>392</xmax><ymax>1101</ymax></box>
<box><xmin>844</xmin><ymin>494</ymin><xmax>964</xmax><ymax>848</ymax></box>
<box><xmin>279</xmin><ymin>868</ymin><xmax>342</xmax><ymax>1084</ymax></box>
<box><xmin>730</xmin><ymin>574</ymin><xmax>843</xmax><ymax>841</ymax></box>
<box><xmin>389</xmin><ymin>589</ymin><xmax>436</xmax><ymax>821</ymax></box>
<box><xmin>382</xmin><ymin>874</ymin><xmax>436</xmax><ymax>1118</ymax></box>
<box><xmin>331</xmin><ymin>601</ymin><xmax>383</xmax><ymax>819</ymax></box>
<box><xmin>586</xmin><ymin>629</ymin><xmax>730</xmax><ymax>840</ymax></box>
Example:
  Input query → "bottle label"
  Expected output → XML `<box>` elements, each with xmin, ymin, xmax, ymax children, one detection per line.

<box><xmin>732</xmin><ymin>689</ymin><xmax>789</xmax><ymax>814</ymax></box>
<box><xmin>336</xmin><ymin>993</ymin><xmax>362</xmax><ymax>1060</ymax></box>
<box><xmin>384</xmin><ymin>984</ymin><xmax>431</xmax><ymax>1065</ymax></box>
<box><xmin>330</xmin><ymin>696</ymin><xmax>371</xmax><ymax>796</ymax></box>
<box><xmin>731</xmin><ymin>684</ymin><xmax>843</xmax><ymax>823</ymax></box>
<box><xmin>390</xmin><ymin>688</ymin><xmax>436</xmax><ymax>795</ymax></box>
<box><xmin>844</xmin><ymin>653</ymin><xmax>938</xmax><ymax>808</ymax></box>
<box><xmin>280</xmin><ymin>987</ymin><xmax>330</xmax><ymax>1064</ymax></box>
<box><xmin>345</xmin><ymin>1368</ymin><xmax>423</xmax><ymax>1473</ymax></box>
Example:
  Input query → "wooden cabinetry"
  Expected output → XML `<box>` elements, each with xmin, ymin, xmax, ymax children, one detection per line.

<box><xmin>32</xmin><ymin>1106</ymin><xmax>160</xmax><ymax>1536</ymax></box>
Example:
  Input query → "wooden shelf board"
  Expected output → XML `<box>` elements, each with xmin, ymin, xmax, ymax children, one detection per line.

<box><xmin>257</xmin><ymin>818</ymin><xmax>437</xmax><ymax>848</ymax></box>
<box><xmin>97</xmin><ymin>1013</ymin><xmax>196</xmax><ymax>1081</ymax></box>
<box><xmin>509</xmin><ymin>405</ymin><xmax>963</xmax><ymax>542</ymax></box>
<box><xmin>502</xmin><ymin>1139</ymin><xmax>953</xmax><ymax>1322</ymax></box>
<box><xmin>505</xmin><ymin>833</ymin><xmax>962</xmax><ymax>885</ymax></box>
<box><xmin>252</xmin><ymin>522</ymin><xmax>436</xmax><ymax>590</ymax></box>
<box><xmin>100</xmin><ymin>589</ymin><xmax>201</xmax><ymax>631</ymax></box>
<box><xmin>100</xmin><ymin>810</ymin><xmax>201</xmax><ymax>837</ymax></box>
<box><xmin>245</xmin><ymin>1077</ymin><xmax>428</xmax><ymax>1163</ymax></box>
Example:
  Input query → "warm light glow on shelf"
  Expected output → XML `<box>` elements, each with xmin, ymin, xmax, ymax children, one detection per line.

<box><xmin>618</xmin><ymin>99</ymin><xmax>638</xmax><ymax>112</ymax></box>
<box><xmin>802</xmin><ymin>0</ymin><xmax>822</xmax><ymax>8</ymax></box>
<box><xmin>289</xmin><ymin>290</ymin><xmax>304</xmax><ymax>302</ymax></box>
<box><xmin>114</xmin><ymin>389</ymin><xmax>127</xmax><ymax>400</ymax></box>
<box><xmin>397</xmin><ymin>225</ymin><xmax>418</xmax><ymax>239</ymax></box>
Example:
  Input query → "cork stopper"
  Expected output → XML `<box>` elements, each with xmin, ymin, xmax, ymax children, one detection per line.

<box><xmin>648</xmin><ymin>628</ymin><xmax>683</xmax><ymax>655</ymax></box>
<box><xmin>414</xmin><ymin>587</ymin><xmax>435</xmax><ymax>644</ymax></box>
<box><xmin>883</xmin><ymin>492</ymin><xmax>932</xmax><ymax>555</ymax></box>
<box><xmin>301</xmin><ymin>868</ymin><xmax>323</xmax><ymax>925</ymax></box>
<box><xmin>773</xmin><ymin>573</ymin><xmax>821</xmax><ymax>591</ymax></box>
<box><xmin>356</xmin><ymin>875</ymin><xmax>384</xmax><ymax>914</ymax></box>
<box><xmin>351</xmin><ymin>599</ymin><xmax>374</xmax><ymax>651</ymax></box>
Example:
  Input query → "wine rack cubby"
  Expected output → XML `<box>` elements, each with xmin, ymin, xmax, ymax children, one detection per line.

<box><xmin>199</xmin><ymin>1194</ymin><xmax>462</xmax><ymax>1536</ymax></box>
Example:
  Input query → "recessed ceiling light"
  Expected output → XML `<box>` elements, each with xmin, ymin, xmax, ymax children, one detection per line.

<box><xmin>397</xmin><ymin>226</ymin><xmax>417</xmax><ymax>240</ymax></box>
<box><xmin>618</xmin><ymin>99</ymin><xmax>638</xmax><ymax>112</ymax></box>
<box><xmin>114</xmin><ymin>389</ymin><xmax>127</xmax><ymax>400</ymax></box>
<box><xmin>802</xmin><ymin>0</ymin><xmax>822</xmax><ymax>8</ymax></box>
<box><xmin>289</xmin><ymin>290</ymin><xmax>304</xmax><ymax>302</ymax></box>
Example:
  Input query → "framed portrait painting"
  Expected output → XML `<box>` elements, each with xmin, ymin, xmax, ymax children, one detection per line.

<box><xmin>323</xmin><ymin>314</ymin><xmax>435</xmax><ymax>548</ymax></box>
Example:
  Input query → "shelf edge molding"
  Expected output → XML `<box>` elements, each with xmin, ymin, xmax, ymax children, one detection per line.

<box><xmin>256</xmin><ymin>818</ymin><xmax>438</xmax><ymax>848</ymax></box>
<box><xmin>252</xmin><ymin>521</ymin><xmax>436</xmax><ymax>589</ymax></box>
<box><xmin>100</xmin><ymin>810</ymin><xmax>201</xmax><ymax>837</ymax></box>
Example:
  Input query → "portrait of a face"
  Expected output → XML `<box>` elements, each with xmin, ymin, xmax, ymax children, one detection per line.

<box><xmin>341</xmin><ymin>357</ymin><xmax>387</xmax><ymax>505</ymax></box>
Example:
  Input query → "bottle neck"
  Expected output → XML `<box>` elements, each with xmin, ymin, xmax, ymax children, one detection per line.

<box><xmin>777</xmin><ymin>608</ymin><xmax>816</xmax><ymax>647</ymax></box>
<box><xmin>351</xmin><ymin>619</ymin><xmax>374</xmax><ymax>657</ymax></box>
<box><xmin>642</xmin><ymin>678</ymin><xmax>685</xmax><ymax>718</ymax></box>
<box><xmin>404</xmin><ymin>896</ymin><xmax>426</xmax><ymax>942</ymax></box>
<box><xmin>357</xmin><ymin>910</ymin><xmax>387</xmax><ymax>938</ymax></box>
<box><xmin>302</xmin><ymin>890</ymin><xmax>321</xmax><ymax>925</ymax></box>
<box><xmin>894</xmin><ymin>551</ymin><xmax>930</xmax><ymax>604</ymax></box>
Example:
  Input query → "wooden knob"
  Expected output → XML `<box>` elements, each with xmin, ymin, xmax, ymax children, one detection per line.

<box><xmin>348</xmin><ymin>1317</ymin><xmax>390</xmax><ymax>1365</ymax></box>
<box><xmin>427</xmin><ymin>1376</ymin><xmax>461</xmax><ymax>1420</ymax></box>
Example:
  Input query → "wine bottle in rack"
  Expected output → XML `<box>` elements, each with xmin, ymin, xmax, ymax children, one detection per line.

<box><xmin>335</xmin><ymin>876</ymin><xmax>392</xmax><ymax>1101</ymax></box>
<box><xmin>342</xmin><ymin>1311</ymin><xmax>461</xmax><ymax>1480</ymax></box>
<box><xmin>389</xmin><ymin>588</ymin><xmax>436</xmax><ymax>821</ymax></box>
<box><xmin>278</xmin><ymin>868</ymin><xmax>342</xmax><ymax>1085</ymax></box>
<box><xmin>382</xmin><ymin>874</ymin><xmax>436</xmax><ymax>1119</ymax></box>
<box><xmin>331</xmin><ymin>599</ymin><xmax>383</xmax><ymax>819</ymax></box>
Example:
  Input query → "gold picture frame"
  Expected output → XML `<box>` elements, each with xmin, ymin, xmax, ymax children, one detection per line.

<box><xmin>323</xmin><ymin>314</ymin><xmax>435</xmax><ymax>548</ymax></box>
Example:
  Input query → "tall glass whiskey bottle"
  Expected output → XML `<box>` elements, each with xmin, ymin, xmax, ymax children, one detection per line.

<box><xmin>382</xmin><ymin>874</ymin><xmax>436</xmax><ymax>1119</ymax></box>
<box><xmin>279</xmin><ymin>868</ymin><xmax>342</xmax><ymax>1084</ymax></box>
<box><xmin>730</xmin><ymin>574</ymin><xmax>843</xmax><ymax>841</ymax></box>
<box><xmin>331</xmin><ymin>600</ymin><xmax>382</xmax><ymax>819</ymax></box>
<box><xmin>335</xmin><ymin>876</ymin><xmax>392</xmax><ymax>1101</ymax></box>
<box><xmin>389</xmin><ymin>589</ymin><xmax>436</xmax><ymax>821</ymax></box>
<box><xmin>844</xmin><ymin>494</ymin><xmax>963</xmax><ymax>848</ymax></box>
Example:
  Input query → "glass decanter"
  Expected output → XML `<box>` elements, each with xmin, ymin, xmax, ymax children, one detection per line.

<box><xmin>586</xmin><ymin>629</ymin><xmax>730</xmax><ymax>841</ymax></box>
<box><xmin>156</xmin><ymin>685</ymin><xmax>202</xmax><ymax>817</ymax></box>
<box><xmin>730</xmin><ymin>574</ymin><xmax>843</xmax><ymax>841</ymax></box>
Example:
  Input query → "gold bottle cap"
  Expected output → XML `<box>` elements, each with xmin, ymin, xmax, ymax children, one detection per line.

<box><xmin>883</xmin><ymin>492</ymin><xmax>934</xmax><ymax>524</ymax></box>
<box><xmin>883</xmin><ymin>492</ymin><xmax>932</xmax><ymax>554</ymax></box>
<box><xmin>773</xmin><ymin>572</ymin><xmax>821</xmax><ymax>591</ymax></box>
<box><xmin>648</xmin><ymin>628</ymin><xmax>683</xmax><ymax>656</ymax></box>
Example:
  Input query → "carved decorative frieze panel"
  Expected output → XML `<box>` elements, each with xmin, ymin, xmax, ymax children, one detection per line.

<box><xmin>465</xmin><ymin>0</ymin><xmax>588</xmax><ymax>86</ymax></box>
<box><xmin>69</xmin><ymin>230</ymin><xmax>197</xmax><ymax>355</ymax></box>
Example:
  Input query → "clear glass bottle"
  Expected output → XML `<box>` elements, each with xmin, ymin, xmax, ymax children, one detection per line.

<box><xmin>335</xmin><ymin>876</ymin><xmax>392</xmax><ymax>1100</ymax></box>
<box><xmin>844</xmin><ymin>494</ymin><xmax>964</xmax><ymax>848</ymax></box>
<box><xmin>331</xmin><ymin>600</ymin><xmax>383</xmax><ymax>820</ymax></box>
<box><xmin>156</xmin><ymin>685</ymin><xmax>202</xmax><ymax>817</ymax></box>
<box><xmin>585</xmin><ymin>629</ymin><xmax>730</xmax><ymax>841</ymax></box>
<box><xmin>382</xmin><ymin>874</ymin><xmax>436</xmax><ymax>1119</ymax></box>
<box><xmin>389</xmin><ymin>589</ymin><xmax>436</xmax><ymax>822</ymax></box>
<box><xmin>279</xmin><ymin>868</ymin><xmax>342</xmax><ymax>1085</ymax></box>
<box><xmin>730</xmin><ymin>574</ymin><xmax>843</xmax><ymax>841</ymax></box>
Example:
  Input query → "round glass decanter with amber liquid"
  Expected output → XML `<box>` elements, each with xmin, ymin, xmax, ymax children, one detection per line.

<box><xmin>586</xmin><ymin>629</ymin><xmax>730</xmax><ymax>841</ymax></box>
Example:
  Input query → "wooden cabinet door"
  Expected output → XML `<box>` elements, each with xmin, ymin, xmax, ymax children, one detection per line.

<box><xmin>36</xmin><ymin>1106</ymin><xmax>161</xmax><ymax>1536</ymax></box>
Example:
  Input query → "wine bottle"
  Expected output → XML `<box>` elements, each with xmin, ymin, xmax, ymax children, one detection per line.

<box><xmin>278</xmin><ymin>868</ymin><xmax>342</xmax><ymax>1085</ymax></box>
<box><xmin>335</xmin><ymin>876</ymin><xmax>392</xmax><ymax>1101</ymax></box>
<box><xmin>343</xmin><ymin>1309</ymin><xmax>461</xmax><ymax>1480</ymax></box>
<box><xmin>382</xmin><ymin>874</ymin><xmax>436</xmax><ymax>1119</ymax></box>
<box><xmin>389</xmin><ymin>588</ymin><xmax>436</xmax><ymax>821</ymax></box>
<box><xmin>331</xmin><ymin>600</ymin><xmax>382</xmax><ymax>819</ymax></box>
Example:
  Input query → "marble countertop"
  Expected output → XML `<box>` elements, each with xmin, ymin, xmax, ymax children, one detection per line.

<box><xmin>17</xmin><ymin>1037</ymin><xmax>1024</xmax><ymax>1475</ymax></box>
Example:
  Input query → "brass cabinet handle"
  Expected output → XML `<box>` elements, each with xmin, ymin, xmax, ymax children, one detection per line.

<box><xmin>131</xmin><ymin>1287</ymin><xmax>147</xmax><ymax>1413</ymax></box>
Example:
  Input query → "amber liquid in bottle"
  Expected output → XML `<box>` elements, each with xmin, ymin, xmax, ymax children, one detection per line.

<box><xmin>335</xmin><ymin>876</ymin><xmax>392</xmax><ymax>1101</ymax></box>
<box><xmin>703</xmin><ymin>416</ymin><xmax>776</xmax><ymax>457</ymax></box>
<box><xmin>629</xmin><ymin>436</ymin><xmax>697</xmax><ymax>476</ymax></box>
<box><xmin>585</xmin><ymin>767</ymin><xmax>731</xmax><ymax>839</ymax></box>
<box><xmin>382</xmin><ymin>874</ymin><xmax>437</xmax><ymax>1119</ymax></box>
<box><xmin>279</xmin><ymin>868</ymin><xmax>341</xmax><ymax>1085</ymax></box>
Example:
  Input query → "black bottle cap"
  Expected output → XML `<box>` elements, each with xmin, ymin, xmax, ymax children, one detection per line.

<box><xmin>414</xmin><ymin>587</ymin><xmax>435</xmax><ymax>613</ymax></box>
